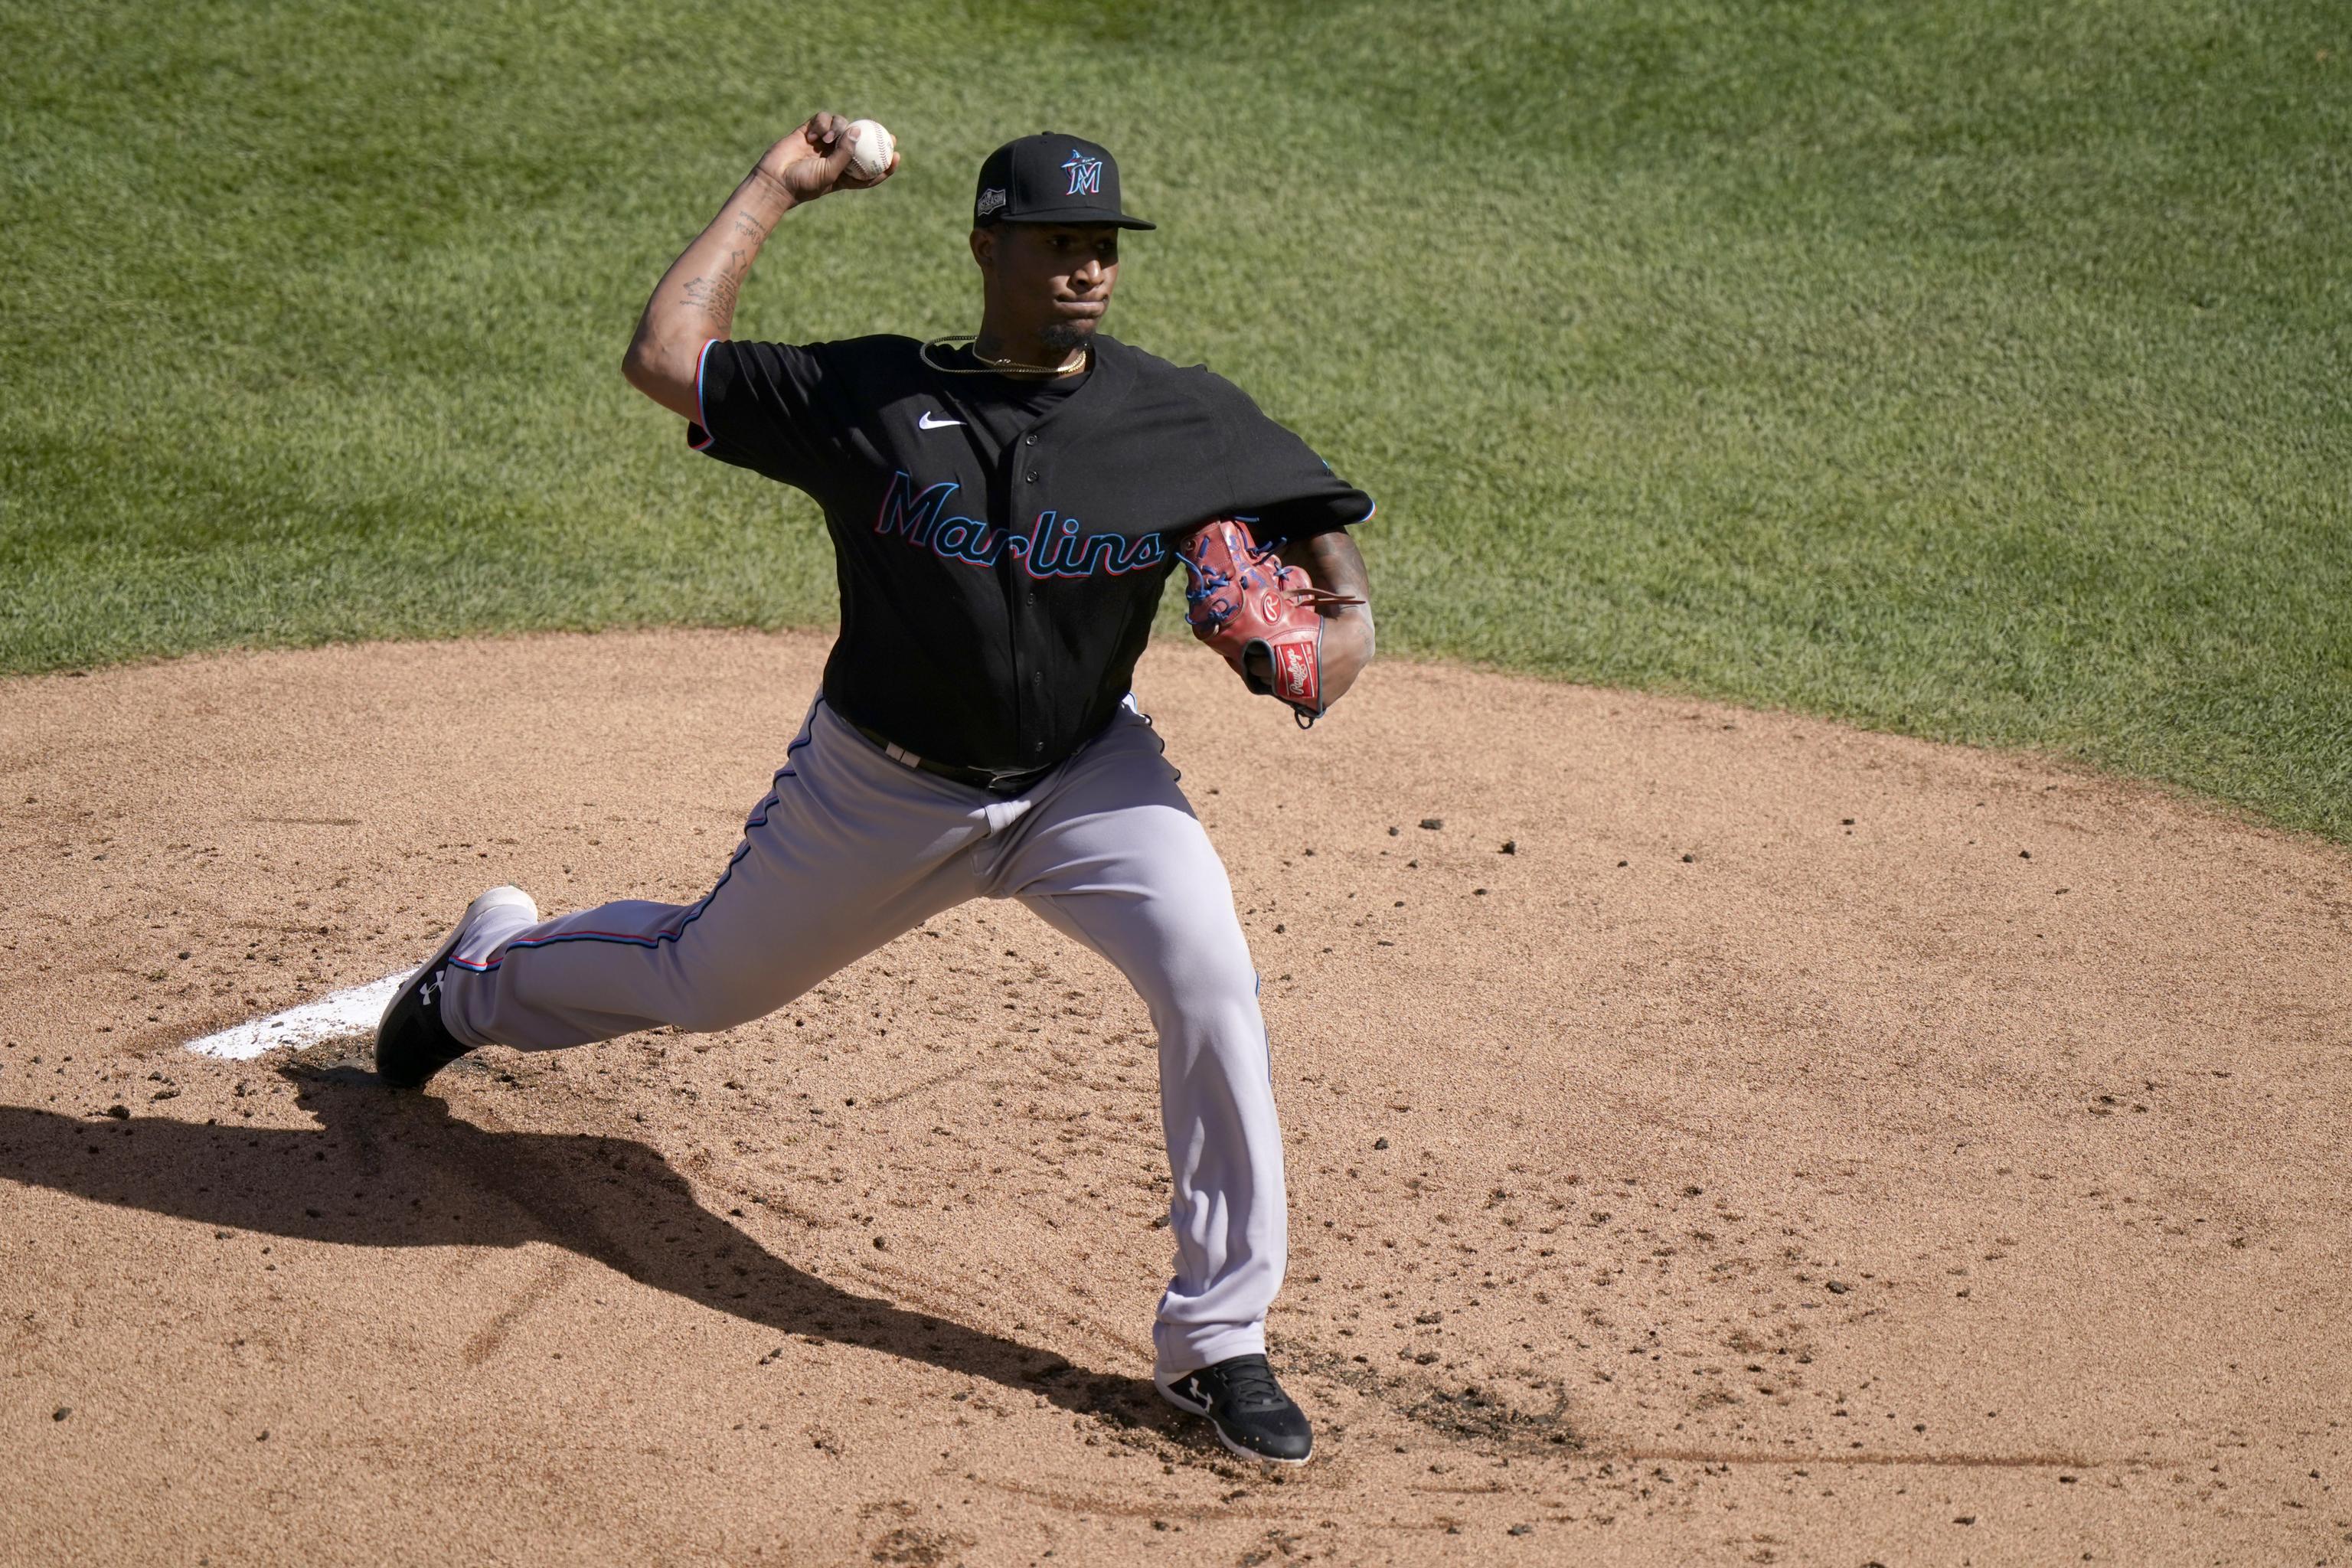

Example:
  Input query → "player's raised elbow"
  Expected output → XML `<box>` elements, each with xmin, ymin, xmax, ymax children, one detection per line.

<box><xmin>621</xmin><ymin>335</ymin><xmax>703</xmax><ymax>424</ymax></box>
<box><xmin>618</xmin><ymin>332</ymin><xmax>671</xmax><ymax>396</ymax></box>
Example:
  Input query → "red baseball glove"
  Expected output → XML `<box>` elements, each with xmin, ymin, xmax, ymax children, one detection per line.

<box><xmin>1176</xmin><ymin>518</ymin><xmax>1364</xmax><ymax>727</ymax></box>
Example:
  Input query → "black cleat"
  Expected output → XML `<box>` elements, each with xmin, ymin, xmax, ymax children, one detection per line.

<box><xmin>1155</xmin><ymin>1353</ymin><xmax>1314</xmax><ymax>1465</ymax></box>
<box><xmin>374</xmin><ymin>887</ymin><xmax>535</xmax><ymax>1089</ymax></box>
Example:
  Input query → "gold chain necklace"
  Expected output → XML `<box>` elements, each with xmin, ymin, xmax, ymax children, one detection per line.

<box><xmin>919</xmin><ymin>335</ymin><xmax>1091</xmax><ymax>377</ymax></box>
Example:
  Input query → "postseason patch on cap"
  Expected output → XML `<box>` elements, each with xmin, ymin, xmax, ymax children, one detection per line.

<box><xmin>976</xmin><ymin>187</ymin><xmax>1007</xmax><ymax>218</ymax></box>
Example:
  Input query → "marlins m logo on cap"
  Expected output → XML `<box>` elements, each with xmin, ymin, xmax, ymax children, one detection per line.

<box><xmin>1062</xmin><ymin>149</ymin><xmax>1103</xmax><ymax>197</ymax></box>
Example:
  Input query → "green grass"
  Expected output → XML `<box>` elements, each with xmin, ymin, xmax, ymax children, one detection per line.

<box><xmin>4</xmin><ymin>1</ymin><xmax>2347</xmax><ymax>837</ymax></box>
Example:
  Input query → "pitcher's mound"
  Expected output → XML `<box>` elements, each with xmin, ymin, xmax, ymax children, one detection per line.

<box><xmin>2</xmin><ymin>629</ymin><xmax>2345</xmax><ymax>1566</ymax></box>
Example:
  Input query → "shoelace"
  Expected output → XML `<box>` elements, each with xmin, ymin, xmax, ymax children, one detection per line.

<box><xmin>1220</xmin><ymin>1357</ymin><xmax>1290</xmax><ymax>1411</ymax></box>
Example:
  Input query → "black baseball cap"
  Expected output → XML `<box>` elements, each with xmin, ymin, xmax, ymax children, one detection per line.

<box><xmin>972</xmin><ymin>132</ymin><xmax>1155</xmax><ymax>230</ymax></box>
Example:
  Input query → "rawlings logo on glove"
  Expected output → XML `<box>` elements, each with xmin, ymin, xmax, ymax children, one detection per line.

<box><xmin>1176</xmin><ymin>518</ymin><xmax>1364</xmax><ymax>727</ymax></box>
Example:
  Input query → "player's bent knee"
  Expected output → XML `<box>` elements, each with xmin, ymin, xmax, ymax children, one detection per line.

<box><xmin>1155</xmin><ymin>966</ymin><xmax>1265</xmax><ymax>1047</ymax></box>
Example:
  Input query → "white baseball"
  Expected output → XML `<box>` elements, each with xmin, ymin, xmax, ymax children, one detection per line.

<box><xmin>844</xmin><ymin>119</ymin><xmax>894</xmax><ymax>181</ymax></box>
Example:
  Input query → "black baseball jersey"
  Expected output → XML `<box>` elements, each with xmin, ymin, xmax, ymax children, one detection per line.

<box><xmin>687</xmin><ymin>333</ymin><xmax>1374</xmax><ymax>770</ymax></box>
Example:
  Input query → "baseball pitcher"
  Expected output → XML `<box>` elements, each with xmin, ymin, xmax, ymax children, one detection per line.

<box><xmin>376</xmin><ymin>114</ymin><xmax>1377</xmax><ymax>1464</ymax></box>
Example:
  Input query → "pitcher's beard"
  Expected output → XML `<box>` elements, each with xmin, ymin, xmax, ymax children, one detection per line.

<box><xmin>1037</xmin><ymin>318</ymin><xmax>1098</xmax><ymax>357</ymax></box>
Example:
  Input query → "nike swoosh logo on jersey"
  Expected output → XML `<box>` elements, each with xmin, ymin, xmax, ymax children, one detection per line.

<box><xmin>917</xmin><ymin>411</ymin><xmax>964</xmax><ymax>430</ymax></box>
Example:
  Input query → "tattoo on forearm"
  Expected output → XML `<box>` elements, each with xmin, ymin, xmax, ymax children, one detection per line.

<box><xmin>658</xmin><ymin>204</ymin><xmax>769</xmax><ymax>340</ymax></box>
<box><xmin>747</xmin><ymin>168</ymin><xmax>796</xmax><ymax>205</ymax></box>
<box><xmin>680</xmin><ymin>273</ymin><xmax>740</xmax><ymax>316</ymax></box>
<box><xmin>681</xmin><ymin>246</ymin><xmax>753</xmax><ymax>320</ymax></box>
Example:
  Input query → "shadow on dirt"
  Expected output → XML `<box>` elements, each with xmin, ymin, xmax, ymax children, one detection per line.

<box><xmin>0</xmin><ymin>1063</ymin><xmax>1206</xmax><ymax>1445</ymax></box>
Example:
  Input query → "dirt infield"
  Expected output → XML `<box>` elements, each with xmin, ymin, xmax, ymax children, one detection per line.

<box><xmin>2</xmin><ymin>629</ymin><xmax>2347</xmax><ymax>1566</ymax></box>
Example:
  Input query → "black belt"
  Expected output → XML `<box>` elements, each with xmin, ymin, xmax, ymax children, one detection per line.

<box><xmin>851</xmin><ymin>721</ymin><xmax>1058</xmax><ymax>797</ymax></box>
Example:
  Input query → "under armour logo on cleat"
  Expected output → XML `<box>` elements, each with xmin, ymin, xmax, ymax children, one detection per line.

<box><xmin>917</xmin><ymin>411</ymin><xmax>964</xmax><ymax>430</ymax></box>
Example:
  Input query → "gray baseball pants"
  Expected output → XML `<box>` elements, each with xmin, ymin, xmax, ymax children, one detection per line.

<box><xmin>438</xmin><ymin>694</ymin><xmax>1286</xmax><ymax>1379</ymax></box>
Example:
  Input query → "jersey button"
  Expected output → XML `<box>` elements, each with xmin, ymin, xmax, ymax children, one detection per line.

<box><xmin>1023</xmin><ymin>434</ymin><xmax>1037</xmax><ymax>445</ymax></box>
<box><xmin>1024</xmin><ymin>470</ymin><xmax>1038</xmax><ymax>483</ymax></box>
